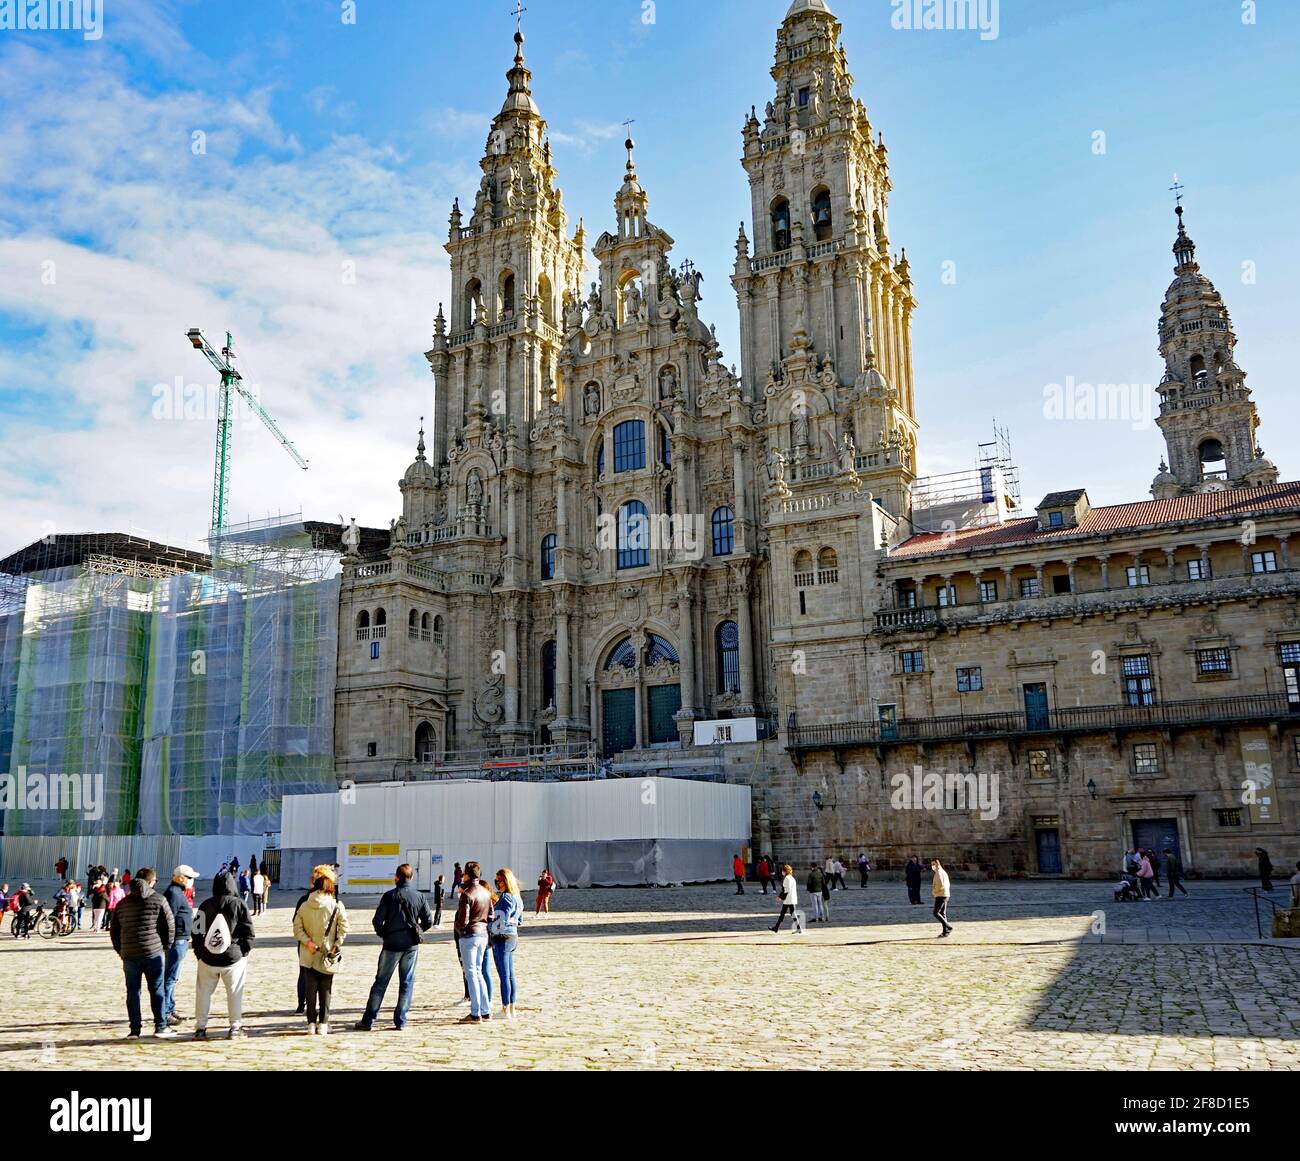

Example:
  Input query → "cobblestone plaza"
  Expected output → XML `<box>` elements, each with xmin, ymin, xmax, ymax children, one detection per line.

<box><xmin>2</xmin><ymin>881</ymin><xmax>1297</xmax><ymax>1071</ymax></box>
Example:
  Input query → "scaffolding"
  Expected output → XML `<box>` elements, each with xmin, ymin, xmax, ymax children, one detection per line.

<box><xmin>0</xmin><ymin>516</ymin><xmax>339</xmax><ymax>840</ymax></box>
<box><xmin>910</xmin><ymin>423</ymin><xmax>1023</xmax><ymax>533</ymax></box>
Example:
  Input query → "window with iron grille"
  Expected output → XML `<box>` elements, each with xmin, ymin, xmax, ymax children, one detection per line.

<box><xmin>716</xmin><ymin>621</ymin><xmax>740</xmax><ymax>694</ymax></box>
<box><xmin>1196</xmin><ymin>647</ymin><xmax>1231</xmax><ymax>675</ymax></box>
<box><xmin>978</xmin><ymin>579</ymin><xmax>997</xmax><ymax>602</ymax></box>
<box><xmin>711</xmin><ymin>506</ymin><xmax>735</xmax><ymax>556</ymax></box>
<box><xmin>900</xmin><ymin>649</ymin><xmax>923</xmax><ymax>673</ymax></box>
<box><xmin>612</xmin><ymin>420</ymin><xmax>646</xmax><ymax>472</ymax></box>
<box><xmin>1122</xmin><ymin>655</ymin><xmax>1154</xmax><ymax>706</ymax></box>
<box><xmin>1251</xmin><ymin>551</ymin><xmax>1278</xmax><ymax>573</ymax></box>
<box><xmin>1216</xmin><ymin>808</ymin><xmax>1242</xmax><ymax>827</ymax></box>
<box><xmin>957</xmin><ymin>666</ymin><xmax>982</xmax><ymax>692</ymax></box>
<box><xmin>1028</xmin><ymin>749</ymin><xmax>1052</xmax><ymax>778</ymax></box>
<box><xmin>1133</xmin><ymin>742</ymin><xmax>1160</xmax><ymax>776</ymax></box>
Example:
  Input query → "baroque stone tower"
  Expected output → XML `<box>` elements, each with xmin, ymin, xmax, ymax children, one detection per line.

<box><xmin>1151</xmin><ymin>202</ymin><xmax>1277</xmax><ymax>498</ymax></box>
<box><xmin>733</xmin><ymin>0</ymin><xmax>918</xmax><ymax>521</ymax></box>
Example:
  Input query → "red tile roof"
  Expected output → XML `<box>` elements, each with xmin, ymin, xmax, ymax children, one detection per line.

<box><xmin>889</xmin><ymin>480</ymin><xmax>1300</xmax><ymax>561</ymax></box>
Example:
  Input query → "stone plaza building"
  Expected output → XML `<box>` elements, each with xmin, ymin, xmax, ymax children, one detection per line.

<box><xmin>333</xmin><ymin>0</ymin><xmax>1300</xmax><ymax>878</ymax></box>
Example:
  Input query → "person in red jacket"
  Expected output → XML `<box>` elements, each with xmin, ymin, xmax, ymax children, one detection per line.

<box><xmin>732</xmin><ymin>853</ymin><xmax>746</xmax><ymax>895</ymax></box>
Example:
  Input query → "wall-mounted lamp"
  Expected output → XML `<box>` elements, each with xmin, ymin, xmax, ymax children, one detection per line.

<box><xmin>1087</xmin><ymin>778</ymin><xmax>1097</xmax><ymax>800</ymax></box>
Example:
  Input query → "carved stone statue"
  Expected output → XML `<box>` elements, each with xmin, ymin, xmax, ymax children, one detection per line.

<box><xmin>584</xmin><ymin>381</ymin><xmax>601</xmax><ymax>416</ymax></box>
<box><xmin>658</xmin><ymin>365</ymin><xmax>677</xmax><ymax>400</ymax></box>
<box><xmin>339</xmin><ymin>515</ymin><xmax>361</xmax><ymax>555</ymax></box>
<box><xmin>772</xmin><ymin>450</ymin><xmax>792</xmax><ymax>498</ymax></box>
<box><xmin>467</xmin><ymin>469</ymin><xmax>484</xmax><ymax>511</ymax></box>
<box><xmin>624</xmin><ymin>280</ymin><xmax>644</xmax><ymax>324</ymax></box>
<box><xmin>838</xmin><ymin>433</ymin><xmax>857</xmax><ymax>473</ymax></box>
<box><xmin>388</xmin><ymin>514</ymin><xmax>407</xmax><ymax>549</ymax></box>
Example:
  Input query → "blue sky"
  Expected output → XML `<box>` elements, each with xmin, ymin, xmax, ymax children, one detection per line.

<box><xmin>1</xmin><ymin>0</ymin><xmax>1298</xmax><ymax>553</ymax></box>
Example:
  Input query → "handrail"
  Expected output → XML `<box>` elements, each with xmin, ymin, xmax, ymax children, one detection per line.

<box><xmin>1242</xmin><ymin>886</ymin><xmax>1287</xmax><ymax>939</ymax></box>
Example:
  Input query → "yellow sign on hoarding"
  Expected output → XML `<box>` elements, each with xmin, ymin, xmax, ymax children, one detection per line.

<box><xmin>343</xmin><ymin>841</ymin><xmax>402</xmax><ymax>887</ymax></box>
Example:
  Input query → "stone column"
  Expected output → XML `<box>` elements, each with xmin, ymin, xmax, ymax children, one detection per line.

<box><xmin>555</xmin><ymin>468</ymin><xmax>570</xmax><ymax>578</ymax></box>
<box><xmin>941</xmin><ymin>572</ymin><xmax>955</xmax><ymax>607</ymax></box>
<box><xmin>1002</xmin><ymin>565</ymin><xmax>1015</xmax><ymax>600</ymax></box>
<box><xmin>731</xmin><ymin>434</ymin><xmax>748</xmax><ymax>551</ymax></box>
<box><xmin>500</xmin><ymin>598</ymin><xmax>526</xmax><ymax>746</ymax></box>
<box><xmin>1065</xmin><ymin>559</ymin><xmax>1077</xmax><ymax>593</ymax></box>
<box><xmin>1033</xmin><ymin>563</ymin><xmax>1045</xmax><ymax>597</ymax></box>
<box><xmin>1098</xmin><ymin>555</ymin><xmax>1111</xmax><ymax>590</ymax></box>
<box><xmin>1164</xmin><ymin>548</ymin><xmax>1178</xmax><ymax>583</ymax></box>
<box><xmin>732</xmin><ymin>560</ymin><xmax>756</xmax><ymax>714</ymax></box>
<box><xmin>555</xmin><ymin>603</ymin><xmax>572</xmax><ymax>722</ymax></box>
<box><xmin>1279</xmin><ymin>534</ymin><xmax>1291</xmax><ymax>569</ymax></box>
<box><xmin>1198</xmin><ymin>544</ymin><xmax>1211</xmax><ymax>580</ymax></box>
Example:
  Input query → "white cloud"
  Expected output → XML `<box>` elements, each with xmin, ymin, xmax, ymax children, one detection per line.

<box><xmin>0</xmin><ymin>39</ymin><xmax>452</xmax><ymax>555</ymax></box>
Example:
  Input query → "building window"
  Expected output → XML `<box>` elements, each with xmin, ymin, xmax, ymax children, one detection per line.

<box><xmin>646</xmin><ymin>634</ymin><xmax>679</xmax><ymax>666</ymax></box>
<box><xmin>978</xmin><ymin>579</ymin><xmax>998</xmax><ymax>603</ymax></box>
<box><xmin>716</xmin><ymin>621</ymin><xmax>740</xmax><ymax>693</ymax></box>
<box><xmin>500</xmin><ymin>271</ymin><xmax>516</xmax><ymax>318</ymax></box>
<box><xmin>1294</xmin><ymin>736</ymin><xmax>1300</xmax><ymax>767</ymax></box>
<box><xmin>540</xmin><ymin>533</ymin><xmax>557</xmax><ymax>580</ymax></box>
<box><xmin>370</xmin><ymin>641</ymin><xmax>380</xmax><ymax>660</ymax></box>
<box><xmin>366</xmin><ymin>742</ymin><xmax>377</xmax><ymax>758</ymax></box>
<box><xmin>711</xmin><ymin>506</ymin><xmax>735</xmax><ymax>556</ymax></box>
<box><xmin>616</xmin><ymin>500</ymin><xmax>650</xmax><ymax>569</ymax></box>
<box><xmin>1051</xmin><ymin>574</ymin><xmax>1071</xmax><ymax>595</ymax></box>
<box><xmin>613</xmin><ymin>420</ymin><xmax>646</xmax><ymax>473</ymax></box>
<box><xmin>1019</xmin><ymin>577</ymin><xmax>1041</xmax><ymax>598</ymax></box>
<box><xmin>595</xmin><ymin>442</ymin><xmax>605</xmax><ymax>479</ymax></box>
<box><xmin>1028</xmin><ymin>749</ymin><xmax>1052</xmax><ymax>779</ymax></box>
<box><xmin>1187</xmin><ymin>558</ymin><xmax>1211</xmax><ymax>581</ymax></box>
<box><xmin>660</xmin><ymin>424</ymin><xmax>672</xmax><ymax>468</ymax></box>
<box><xmin>817</xmin><ymin>547</ymin><xmax>839</xmax><ymax>584</ymax></box>
<box><xmin>1122</xmin><ymin>655</ymin><xmax>1154</xmax><ymax>706</ymax></box>
<box><xmin>1216</xmin><ymin>807</ymin><xmax>1242</xmax><ymax>827</ymax></box>
<box><xmin>957</xmin><ymin>666</ymin><xmax>982</xmax><ymax>692</ymax></box>
<box><xmin>936</xmin><ymin>585</ymin><xmax>954</xmax><ymax>607</ymax></box>
<box><xmin>1251</xmin><ymin>551</ymin><xmax>1278</xmax><ymax>573</ymax></box>
<box><xmin>811</xmin><ymin>187</ymin><xmax>833</xmax><ymax>241</ymax></box>
<box><xmin>797</xmin><ymin>87</ymin><xmax>810</xmax><ymax>108</ymax></box>
<box><xmin>1277</xmin><ymin>643</ymin><xmax>1300</xmax><ymax>665</ymax></box>
<box><xmin>771</xmin><ymin>197</ymin><xmax>791</xmax><ymax>251</ymax></box>
<box><xmin>1126</xmin><ymin>564</ymin><xmax>1150</xmax><ymax>586</ymax></box>
<box><xmin>898</xmin><ymin>588</ymin><xmax>917</xmax><ymax>609</ymax></box>
<box><xmin>1196</xmin><ymin>647</ymin><xmax>1231</xmax><ymax>675</ymax></box>
<box><xmin>1048</xmin><ymin>510</ymin><xmax>1064</xmax><ymax>527</ymax></box>
<box><xmin>1133</xmin><ymin>742</ymin><xmax>1161</xmax><ymax>776</ymax></box>
<box><xmin>900</xmin><ymin>649</ymin><xmax>924</xmax><ymax>673</ymax></box>
<box><xmin>541</xmin><ymin>640</ymin><xmax>557</xmax><ymax>710</ymax></box>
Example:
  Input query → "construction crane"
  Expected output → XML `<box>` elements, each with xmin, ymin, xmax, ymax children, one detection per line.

<box><xmin>185</xmin><ymin>328</ymin><xmax>309</xmax><ymax>536</ymax></box>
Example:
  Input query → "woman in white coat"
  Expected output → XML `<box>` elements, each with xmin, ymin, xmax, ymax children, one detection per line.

<box><xmin>771</xmin><ymin>863</ymin><xmax>800</xmax><ymax>933</ymax></box>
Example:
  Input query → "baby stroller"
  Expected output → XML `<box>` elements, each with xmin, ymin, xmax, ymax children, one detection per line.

<box><xmin>1113</xmin><ymin>874</ymin><xmax>1143</xmax><ymax>902</ymax></box>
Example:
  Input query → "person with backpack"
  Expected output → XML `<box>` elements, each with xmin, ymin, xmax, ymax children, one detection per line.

<box><xmin>191</xmin><ymin>871</ymin><xmax>256</xmax><ymax>1040</ymax></box>
<box><xmin>109</xmin><ymin>867</ymin><xmax>177</xmax><ymax>1039</ymax></box>
<box><xmin>160</xmin><ymin>866</ymin><xmax>197</xmax><ymax>1028</ymax></box>
<box><xmin>355</xmin><ymin>863</ymin><xmax>433</xmax><ymax>1032</ymax></box>
<box><xmin>293</xmin><ymin>865</ymin><xmax>349</xmax><ymax>1035</ymax></box>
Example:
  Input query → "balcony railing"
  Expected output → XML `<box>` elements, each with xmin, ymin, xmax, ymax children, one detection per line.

<box><xmin>786</xmin><ymin>692</ymin><xmax>1300</xmax><ymax>750</ymax></box>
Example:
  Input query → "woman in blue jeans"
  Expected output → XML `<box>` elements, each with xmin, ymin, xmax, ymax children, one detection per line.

<box><xmin>490</xmin><ymin>868</ymin><xmax>522</xmax><ymax>1020</ymax></box>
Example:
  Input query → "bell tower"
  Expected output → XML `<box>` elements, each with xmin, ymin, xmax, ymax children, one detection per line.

<box><xmin>732</xmin><ymin>0</ymin><xmax>918</xmax><ymax>520</ymax></box>
<box><xmin>1151</xmin><ymin>197</ymin><xmax>1277</xmax><ymax>498</ymax></box>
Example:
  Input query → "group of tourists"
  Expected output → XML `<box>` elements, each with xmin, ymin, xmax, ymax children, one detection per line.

<box><xmin>738</xmin><ymin>852</ymin><xmax>873</xmax><ymax>896</ymax></box>
<box><xmin>768</xmin><ymin>856</ymin><xmax>954</xmax><ymax>936</ymax></box>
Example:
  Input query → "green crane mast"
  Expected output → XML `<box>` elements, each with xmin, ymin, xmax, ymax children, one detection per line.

<box><xmin>185</xmin><ymin>328</ymin><xmax>309</xmax><ymax>536</ymax></box>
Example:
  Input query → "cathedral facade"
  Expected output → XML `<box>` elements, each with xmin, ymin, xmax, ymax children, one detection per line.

<box><xmin>333</xmin><ymin>0</ymin><xmax>1299</xmax><ymax>877</ymax></box>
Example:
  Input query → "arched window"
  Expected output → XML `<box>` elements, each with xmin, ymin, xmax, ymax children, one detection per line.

<box><xmin>414</xmin><ymin>721</ymin><xmax>435</xmax><ymax>763</ymax></box>
<box><xmin>716</xmin><ymin>621</ymin><xmax>741</xmax><ymax>694</ymax></box>
<box><xmin>645</xmin><ymin>634</ymin><xmax>679</xmax><ymax>666</ymax></box>
<box><xmin>659</xmin><ymin>424</ymin><xmax>672</xmax><ymax>469</ymax></box>
<box><xmin>540</xmin><ymin>533</ymin><xmax>557</xmax><ymax>580</ymax></box>
<box><xmin>500</xmin><ymin>271</ymin><xmax>516</xmax><ymax>319</ymax></box>
<box><xmin>604</xmin><ymin>636</ymin><xmax>637</xmax><ymax>670</ymax></box>
<box><xmin>613</xmin><ymin>420</ymin><xmax>646</xmax><ymax>473</ymax></box>
<box><xmin>356</xmin><ymin>610</ymin><xmax>370</xmax><ymax>629</ymax></box>
<box><xmin>711</xmin><ymin>506</ymin><xmax>735</xmax><ymax>556</ymax></box>
<box><xmin>617</xmin><ymin>501</ymin><xmax>650</xmax><ymax>570</ymax></box>
<box><xmin>794</xmin><ymin>550</ymin><xmax>814</xmax><ymax>586</ymax></box>
<box><xmin>664</xmin><ymin>484</ymin><xmax>673</xmax><ymax>518</ymax></box>
<box><xmin>464</xmin><ymin>278</ymin><xmax>482</xmax><ymax>326</ymax></box>
<box><xmin>771</xmin><ymin>197</ymin><xmax>791</xmax><ymax>251</ymax></box>
<box><xmin>817</xmin><ymin>546</ymin><xmax>839</xmax><ymax>584</ymax></box>
<box><xmin>1199</xmin><ymin>438</ymin><xmax>1226</xmax><ymax>479</ymax></box>
<box><xmin>433</xmin><ymin>615</ymin><xmax>444</xmax><ymax>635</ymax></box>
<box><xmin>595</xmin><ymin>441</ymin><xmax>606</xmax><ymax>480</ymax></box>
<box><xmin>541</xmin><ymin>640</ymin><xmax>557</xmax><ymax>710</ymax></box>
<box><xmin>1189</xmin><ymin>353</ymin><xmax>1207</xmax><ymax>382</ymax></box>
<box><xmin>408</xmin><ymin>609</ymin><xmax>419</xmax><ymax>628</ymax></box>
<box><xmin>374</xmin><ymin>608</ymin><xmax>386</xmax><ymax>626</ymax></box>
<box><xmin>811</xmin><ymin>187</ymin><xmax>833</xmax><ymax>242</ymax></box>
<box><xmin>421</xmin><ymin>612</ymin><xmax>430</xmax><ymax>630</ymax></box>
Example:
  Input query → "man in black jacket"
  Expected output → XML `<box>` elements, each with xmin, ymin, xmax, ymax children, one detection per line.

<box><xmin>109</xmin><ymin>868</ymin><xmax>177</xmax><ymax>1039</ymax></box>
<box><xmin>160</xmin><ymin>866</ymin><xmax>197</xmax><ymax>1027</ymax></box>
<box><xmin>191</xmin><ymin>871</ymin><xmax>256</xmax><ymax>1040</ymax></box>
<box><xmin>355</xmin><ymin>863</ymin><xmax>433</xmax><ymax>1031</ymax></box>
